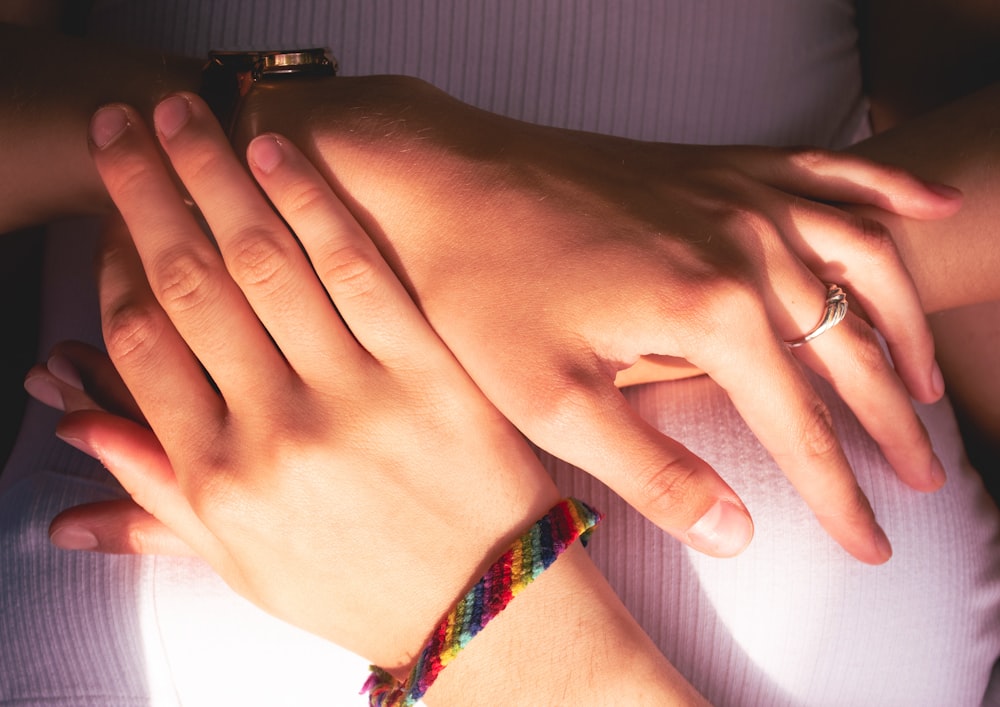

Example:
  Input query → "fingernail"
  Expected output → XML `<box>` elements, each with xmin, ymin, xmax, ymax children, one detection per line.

<box><xmin>249</xmin><ymin>135</ymin><xmax>285</xmax><ymax>174</ymax></box>
<box><xmin>24</xmin><ymin>374</ymin><xmax>64</xmax><ymax>411</ymax></box>
<box><xmin>930</xmin><ymin>360</ymin><xmax>945</xmax><ymax>399</ymax></box>
<box><xmin>55</xmin><ymin>431</ymin><xmax>99</xmax><ymax>460</ymax></box>
<box><xmin>930</xmin><ymin>455</ymin><xmax>947</xmax><ymax>488</ymax></box>
<box><xmin>155</xmin><ymin>94</ymin><xmax>192</xmax><ymax>139</ymax></box>
<box><xmin>874</xmin><ymin>525</ymin><xmax>893</xmax><ymax>562</ymax></box>
<box><xmin>47</xmin><ymin>355</ymin><xmax>83</xmax><ymax>390</ymax></box>
<box><xmin>50</xmin><ymin>525</ymin><xmax>99</xmax><ymax>551</ymax></box>
<box><xmin>925</xmin><ymin>181</ymin><xmax>963</xmax><ymax>200</ymax></box>
<box><xmin>686</xmin><ymin>499</ymin><xmax>754</xmax><ymax>557</ymax></box>
<box><xmin>90</xmin><ymin>106</ymin><xmax>130</xmax><ymax>149</ymax></box>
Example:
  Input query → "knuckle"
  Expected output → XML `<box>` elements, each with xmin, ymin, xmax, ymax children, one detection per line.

<box><xmin>102</xmin><ymin>299</ymin><xmax>167</xmax><ymax>367</ymax></box>
<box><xmin>846</xmin><ymin>325</ymin><xmax>890</xmax><ymax>378</ymax></box>
<box><xmin>851</xmin><ymin>216</ymin><xmax>897</xmax><ymax>265</ymax></box>
<box><xmin>228</xmin><ymin>226</ymin><xmax>294</xmax><ymax>293</ymax></box>
<box><xmin>281</xmin><ymin>179</ymin><xmax>334</xmax><ymax>220</ymax></box>
<box><xmin>633</xmin><ymin>458</ymin><xmax>701</xmax><ymax>514</ymax></box>
<box><xmin>869</xmin><ymin>161</ymin><xmax>913</xmax><ymax>186</ymax></box>
<box><xmin>687</xmin><ymin>277</ymin><xmax>760</xmax><ymax>337</ymax></box>
<box><xmin>792</xmin><ymin>401</ymin><xmax>840</xmax><ymax>462</ymax></box>
<box><xmin>815</xmin><ymin>481</ymin><xmax>871</xmax><ymax>524</ymax></box>
<box><xmin>519</xmin><ymin>380</ymin><xmax>595</xmax><ymax>436</ymax></box>
<box><xmin>150</xmin><ymin>248</ymin><xmax>221</xmax><ymax>314</ymax></box>
<box><xmin>178</xmin><ymin>145</ymin><xmax>224</xmax><ymax>186</ymax></box>
<box><xmin>316</xmin><ymin>243</ymin><xmax>381</xmax><ymax>299</ymax></box>
<box><xmin>667</xmin><ymin>279</ymin><xmax>761</xmax><ymax>357</ymax></box>
<box><xmin>96</xmin><ymin>237</ymin><xmax>134</xmax><ymax>276</ymax></box>
<box><xmin>185</xmin><ymin>457</ymin><xmax>240</xmax><ymax>522</ymax></box>
<box><xmin>787</xmin><ymin>147</ymin><xmax>834</xmax><ymax>170</ymax></box>
<box><xmin>719</xmin><ymin>202</ymin><xmax>774</xmax><ymax>240</ymax></box>
<box><xmin>123</xmin><ymin>522</ymin><xmax>156</xmax><ymax>555</ymax></box>
<box><xmin>101</xmin><ymin>152</ymin><xmax>157</xmax><ymax>199</ymax></box>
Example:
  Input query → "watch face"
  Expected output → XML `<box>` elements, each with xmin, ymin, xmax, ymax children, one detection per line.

<box><xmin>259</xmin><ymin>49</ymin><xmax>337</xmax><ymax>74</ymax></box>
<box><xmin>258</xmin><ymin>49</ymin><xmax>338</xmax><ymax>78</ymax></box>
<box><xmin>206</xmin><ymin>49</ymin><xmax>338</xmax><ymax>80</ymax></box>
<box><xmin>201</xmin><ymin>48</ymin><xmax>338</xmax><ymax>136</ymax></box>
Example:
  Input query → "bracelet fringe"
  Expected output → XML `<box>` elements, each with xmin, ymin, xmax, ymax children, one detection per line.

<box><xmin>361</xmin><ymin>497</ymin><xmax>603</xmax><ymax>706</ymax></box>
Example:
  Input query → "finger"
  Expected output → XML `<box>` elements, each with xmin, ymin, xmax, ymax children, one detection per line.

<box><xmin>755</xmin><ymin>229</ymin><xmax>942</xmax><ymax>493</ymax></box>
<box><xmin>688</xmin><ymin>289</ymin><xmax>892</xmax><ymax>564</ymax></box>
<box><xmin>55</xmin><ymin>409</ymin><xmax>219</xmax><ymax>559</ymax></box>
<box><xmin>151</xmin><ymin>94</ymin><xmax>358</xmax><ymax>373</ymax></box>
<box><xmin>519</xmin><ymin>368</ymin><xmax>754</xmax><ymax>558</ymax></box>
<box><xmin>96</xmin><ymin>215</ymin><xmax>222</xmax><ymax>458</ymax></box>
<box><xmin>776</xmin><ymin>196</ymin><xmax>941</xmax><ymax>404</ymax></box>
<box><xmin>24</xmin><ymin>362</ymin><xmax>103</xmax><ymax>414</ymax></box>
<box><xmin>48</xmin><ymin>340</ymin><xmax>145</xmax><ymax>421</ymax></box>
<box><xmin>90</xmin><ymin>103</ymin><xmax>288</xmax><ymax>403</ymax></box>
<box><xmin>792</xmin><ymin>313</ymin><xmax>945</xmax><ymax>493</ymax></box>
<box><xmin>735</xmin><ymin>197</ymin><xmax>942</xmax><ymax>495</ymax></box>
<box><xmin>741</xmin><ymin>146</ymin><xmax>962</xmax><ymax>219</ymax></box>
<box><xmin>247</xmin><ymin>133</ymin><xmax>449</xmax><ymax>368</ymax></box>
<box><xmin>50</xmin><ymin>499</ymin><xmax>197</xmax><ymax>556</ymax></box>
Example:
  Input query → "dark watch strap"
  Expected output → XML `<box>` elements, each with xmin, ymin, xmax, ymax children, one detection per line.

<box><xmin>200</xmin><ymin>48</ymin><xmax>338</xmax><ymax>137</ymax></box>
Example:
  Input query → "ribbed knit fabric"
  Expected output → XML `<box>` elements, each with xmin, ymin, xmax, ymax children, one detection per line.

<box><xmin>89</xmin><ymin>0</ymin><xmax>870</xmax><ymax>148</ymax></box>
<box><xmin>547</xmin><ymin>374</ymin><xmax>1000</xmax><ymax>706</ymax></box>
<box><xmin>2</xmin><ymin>2</ymin><xmax>999</xmax><ymax>705</ymax></box>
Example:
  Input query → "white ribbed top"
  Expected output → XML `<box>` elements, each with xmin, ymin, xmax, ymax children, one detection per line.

<box><xmin>91</xmin><ymin>0</ymin><xmax>870</xmax><ymax>146</ymax></box>
<box><xmin>1</xmin><ymin>2</ymin><xmax>998</xmax><ymax>706</ymax></box>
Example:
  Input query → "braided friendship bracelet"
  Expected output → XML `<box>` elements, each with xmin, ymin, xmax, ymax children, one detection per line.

<box><xmin>362</xmin><ymin>497</ymin><xmax>603</xmax><ymax>707</ymax></box>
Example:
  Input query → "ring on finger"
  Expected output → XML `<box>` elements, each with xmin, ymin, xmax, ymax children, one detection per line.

<box><xmin>785</xmin><ymin>283</ymin><xmax>849</xmax><ymax>348</ymax></box>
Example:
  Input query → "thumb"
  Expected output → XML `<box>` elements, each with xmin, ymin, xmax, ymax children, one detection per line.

<box><xmin>534</xmin><ymin>383</ymin><xmax>754</xmax><ymax>557</ymax></box>
<box><xmin>53</xmin><ymin>409</ymin><xmax>217</xmax><ymax>558</ymax></box>
<box><xmin>50</xmin><ymin>498</ymin><xmax>196</xmax><ymax>556</ymax></box>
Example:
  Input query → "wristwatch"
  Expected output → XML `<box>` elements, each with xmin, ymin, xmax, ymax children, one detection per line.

<box><xmin>200</xmin><ymin>48</ymin><xmax>338</xmax><ymax>137</ymax></box>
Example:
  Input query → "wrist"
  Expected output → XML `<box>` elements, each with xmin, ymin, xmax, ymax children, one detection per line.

<box><xmin>200</xmin><ymin>48</ymin><xmax>337</xmax><ymax>137</ymax></box>
<box><xmin>363</xmin><ymin>499</ymin><xmax>707</xmax><ymax>706</ymax></box>
<box><xmin>1</xmin><ymin>23</ymin><xmax>202</xmax><ymax>230</ymax></box>
<box><xmin>427</xmin><ymin>543</ymin><xmax>708</xmax><ymax>706</ymax></box>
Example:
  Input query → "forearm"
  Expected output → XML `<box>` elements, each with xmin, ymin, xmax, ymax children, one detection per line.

<box><xmin>427</xmin><ymin>544</ymin><xmax>708</xmax><ymax>706</ymax></box>
<box><xmin>847</xmin><ymin>85</ymin><xmax>1000</xmax><ymax>478</ymax></box>
<box><xmin>0</xmin><ymin>23</ymin><xmax>201</xmax><ymax>231</ymax></box>
<box><xmin>845</xmin><ymin>82</ymin><xmax>1000</xmax><ymax>313</ymax></box>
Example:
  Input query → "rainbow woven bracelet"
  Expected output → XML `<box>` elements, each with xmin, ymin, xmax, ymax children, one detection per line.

<box><xmin>362</xmin><ymin>497</ymin><xmax>603</xmax><ymax>707</ymax></box>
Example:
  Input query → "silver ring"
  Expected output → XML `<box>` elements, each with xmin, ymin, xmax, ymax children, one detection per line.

<box><xmin>785</xmin><ymin>283</ymin><xmax>849</xmax><ymax>348</ymax></box>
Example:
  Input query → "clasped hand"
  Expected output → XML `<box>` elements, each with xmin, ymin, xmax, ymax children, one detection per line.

<box><xmin>40</xmin><ymin>95</ymin><xmax>562</xmax><ymax>669</ymax></box>
<box><xmin>34</xmin><ymin>81</ymin><xmax>961</xmax><ymax>570</ymax></box>
<box><xmin>238</xmin><ymin>77</ymin><xmax>959</xmax><ymax>562</ymax></box>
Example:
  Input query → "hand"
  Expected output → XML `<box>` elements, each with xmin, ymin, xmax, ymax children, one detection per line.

<box><xmin>55</xmin><ymin>96</ymin><xmax>564</xmax><ymax>671</ymax></box>
<box><xmin>236</xmin><ymin>77</ymin><xmax>960</xmax><ymax>563</ymax></box>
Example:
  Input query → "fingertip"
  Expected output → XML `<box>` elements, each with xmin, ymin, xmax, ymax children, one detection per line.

<box><xmin>685</xmin><ymin>498</ymin><xmax>755</xmax><ymax>557</ymax></box>
<box><xmin>926</xmin><ymin>455</ymin><xmax>948</xmax><ymax>492</ymax></box>
<box><xmin>49</xmin><ymin>524</ymin><xmax>100</xmax><ymax>551</ymax></box>
<box><xmin>247</xmin><ymin>133</ymin><xmax>287</xmax><ymax>174</ymax></box>
<box><xmin>925</xmin><ymin>181</ymin><xmax>963</xmax><ymax>202</ymax></box>
<box><xmin>929</xmin><ymin>360</ymin><xmax>946</xmax><ymax>400</ymax></box>
<box><xmin>931</xmin><ymin>455</ymin><xmax>948</xmax><ymax>491</ymax></box>
<box><xmin>873</xmin><ymin>525</ymin><xmax>893</xmax><ymax>564</ymax></box>
<box><xmin>911</xmin><ymin>181</ymin><xmax>963</xmax><ymax>219</ymax></box>
<box><xmin>153</xmin><ymin>93</ymin><xmax>193</xmax><ymax>140</ymax></box>
<box><xmin>906</xmin><ymin>365</ymin><xmax>943</xmax><ymax>406</ymax></box>
<box><xmin>55</xmin><ymin>428</ymin><xmax>101</xmax><ymax>460</ymax></box>
<box><xmin>24</xmin><ymin>371</ymin><xmax>65</xmax><ymax>411</ymax></box>
<box><xmin>47</xmin><ymin>354</ymin><xmax>84</xmax><ymax>390</ymax></box>
<box><xmin>90</xmin><ymin>104</ymin><xmax>131</xmax><ymax>150</ymax></box>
